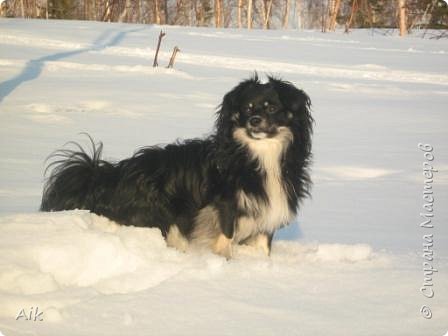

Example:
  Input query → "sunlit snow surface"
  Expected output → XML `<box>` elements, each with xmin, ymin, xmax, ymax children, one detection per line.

<box><xmin>0</xmin><ymin>19</ymin><xmax>447</xmax><ymax>335</ymax></box>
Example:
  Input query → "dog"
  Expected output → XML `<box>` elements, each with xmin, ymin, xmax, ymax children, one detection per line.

<box><xmin>41</xmin><ymin>75</ymin><xmax>313</xmax><ymax>258</ymax></box>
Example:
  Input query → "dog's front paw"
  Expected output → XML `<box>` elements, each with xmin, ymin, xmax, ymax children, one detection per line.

<box><xmin>213</xmin><ymin>234</ymin><xmax>233</xmax><ymax>259</ymax></box>
<box><xmin>244</xmin><ymin>233</ymin><xmax>271</xmax><ymax>256</ymax></box>
<box><xmin>166</xmin><ymin>225</ymin><xmax>189</xmax><ymax>253</ymax></box>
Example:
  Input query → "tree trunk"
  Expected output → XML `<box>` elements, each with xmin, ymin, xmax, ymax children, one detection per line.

<box><xmin>173</xmin><ymin>0</ymin><xmax>183</xmax><ymax>25</ymax></box>
<box><xmin>35</xmin><ymin>0</ymin><xmax>40</xmax><ymax>17</ymax></box>
<box><xmin>196</xmin><ymin>0</ymin><xmax>203</xmax><ymax>26</ymax></box>
<box><xmin>154</xmin><ymin>0</ymin><xmax>161</xmax><ymax>24</ymax></box>
<box><xmin>215</xmin><ymin>0</ymin><xmax>222</xmax><ymax>27</ymax></box>
<box><xmin>398</xmin><ymin>0</ymin><xmax>407</xmax><ymax>36</ymax></box>
<box><xmin>422</xmin><ymin>0</ymin><xmax>438</xmax><ymax>38</ymax></box>
<box><xmin>84</xmin><ymin>0</ymin><xmax>88</xmax><ymax>20</ymax></box>
<box><xmin>20</xmin><ymin>0</ymin><xmax>25</xmax><ymax>17</ymax></box>
<box><xmin>328</xmin><ymin>0</ymin><xmax>341</xmax><ymax>31</ymax></box>
<box><xmin>283</xmin><ymin>0</ymin><xmax>290</xmax><ymax>29</ymax></box>
<box><xmin>118</xmin><ymin>0</ymin><xmax>130</xmax><ymax>22</ymax></box>
<box><xmin>363</xmin><ymin>0</ymin><xmax>373</xmax><ymax>28</ymax></box>
<box><xmin>190</xmin><ymin>0</ymin><xmax>196</xmax><ymax>26</ymax></box>
<box><xmin>103</xmin><ymin>0</ymin><xmax>112</xmax><ymax>22</ymax></box>
<box><xmin>321</xmin><ymin>0</ymin><xmax>327</xmax><ymax>32</ymax></box>
<box><xmin>238</xmin><ymin>0</ymin><xmax>243</xmax><ymax>28</ymax></box>
<box><xmin>295</xmin><ymin>0</ymin><xmax>301</xmax><ymax>29</ymax></box>
<box><xmin>223</xmin><ymin>1</ymin><xmax>232</xmax><ymax>27</ymax></box>
<box><xmin>92</xmin><ymin>0</ymin><xmax>97</xmax><ymax>21</ymax></box>
<box><xmin>137</xmin><ymin>0</ymin><xmax>141</xmax><ymax>23</ymax></box>
<box><xmin>247</xmin><ymin>0</ymin><xmax>253</xmax><ymax>29</ymax></box>
<box><xmin>345</xmin><ymin>0</ymin><xmax>357</xmax><ymax>33</ymax></box>
<box><xmin>164</xmin><ymin>0</ymin><xmax>169</xmax><ymax>24</ymax></box>
<box><xmin>262</xmin><ymin>0</ymin><xmax>273</xmax><ymax>29</ymax></box>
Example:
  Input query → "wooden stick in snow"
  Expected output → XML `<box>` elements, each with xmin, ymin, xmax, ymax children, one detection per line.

<box><xmin>153</xmin><ymin>30</ymin><xmax>166</xmax><ymax>67</ymax></box>
<box><xmin>167</xmin><ymin>46</ymin><xmax>180</xmax><ymax>69</ymax></box>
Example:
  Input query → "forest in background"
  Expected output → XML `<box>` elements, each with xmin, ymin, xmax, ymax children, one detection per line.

<box><xmin>1</xmin><ymin>0</ymin><xmax>447</xmax><ymax>34</ymax></box>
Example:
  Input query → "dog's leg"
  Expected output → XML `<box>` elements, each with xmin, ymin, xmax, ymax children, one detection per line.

<box><xmin>166</xmin><ymin>225</ymin><xmax>189</xmax><ymax>252</ymax></box>
<box><xmin>244</xmin><ymin>232</ymin><xmax>274</xmax><ymax>256</ymax></box>
<box><xmin>213</xmin><ymin>233</ymin><xmax>233</xmax><ymax>259</ymax></box>
<box><xmin>214</xmin><ymin>200</ymin><xmax>237</xmax><ymax>259</ymax></box>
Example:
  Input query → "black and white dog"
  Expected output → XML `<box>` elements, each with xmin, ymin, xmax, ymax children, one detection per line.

<box><xmin>41</xmin><ymin>75</ymin><xmax>313</xmax><ymax>258</ymax></box>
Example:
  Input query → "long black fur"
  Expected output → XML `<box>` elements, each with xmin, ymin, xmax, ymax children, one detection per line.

<box><xmin>41</xmin><ymin>75</ymin><xmax>313</xmax><ymax>257</ymax></box>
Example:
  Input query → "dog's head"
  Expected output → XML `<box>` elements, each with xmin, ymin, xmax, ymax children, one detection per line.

<box><xmin>216</xmin><ymin>74</ymin><xmax>312</xmax><ymax>147</ymax></box>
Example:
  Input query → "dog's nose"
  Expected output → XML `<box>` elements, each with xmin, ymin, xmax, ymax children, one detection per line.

<box><xmin>249</xmin><ymin>116</ymin><xmax>262</xmax><ymax>127</ymax></box>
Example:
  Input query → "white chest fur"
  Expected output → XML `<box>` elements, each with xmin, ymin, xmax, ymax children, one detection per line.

<box><xmin>233</xmin><ymin>127</ymin><xmax>294</xmax><ymax>242</ymax></box>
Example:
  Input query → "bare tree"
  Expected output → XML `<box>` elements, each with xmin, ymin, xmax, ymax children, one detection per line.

<box><xmin>422</xmin><ymin>0</ymin><xmax>440</xmax><ymax>38</ymax></box>
<box><xmin>223</xmin><ymin>0</ymin><xmax>233</xmax><ymax>27</ymax></box>
<box><xmin>295</xmin><ymin>0</ymin><xmax>302</xmax><ymax>29</ymax></box>
<box><xmin>84</xmin><ymin>0</ymin><xmax>90</xmax><ymax>20</ymax></box>
<box><xmin>398</xmin><ymin>0</ymin><xmax>407</xmax><ymax>36</ymax></box>
<box><xmin>247</xmin><ymin>0</ymin><xmax>253</xmax><ymax>28</ymax></box>
<box><xmin>20</xmin><ymin>0</ymin><xmax>25</xmax><ymax>17</ymax></box>
<box><xmin>328</xmin><ymin>0</ymin><xmax>341</xmax><ymax>31</ymax></box>
<box><xmin>215</xmin><ymin>0</ymin><xmax>222</xmax><ymax>27</ymax></box>
<box><xmin>321</xmin><ymin>0</ymin><xmax>328</xmax><ymax>32</ymax></box>
<box><xmin>164</xmin><ymin>0</ymin><xmax>169</xmax><ymax>24</ymax></box>
<box><xmin>118</xmin><ymin>0</ymin><xmax>131</xmax><ymax>22</ymax></box>
<box><xmin>103</xmin><ymin>0</ymin><xmax>114</xmax><ymax>22</ymax></box>
<box><xmin>261</xmin><ymin>0</ymin><xmax>273</xmax><ymax>29</ymax></box>
<box><xmin>345</xmin><ymin>0</ymin><xmax>357</xmax><ymax>32</ymax></box>
<box><xmin>238</xmin><ymin>0</ymin><xmax>243</xmax><ymax>28</ymax></box>
<box><xmin>283</xmin><ymin>0</ymin><xmax>290</xmax><ymax>28</ymax></box>
<box><xmin>154</xmin><ymin>0</ymin><xmax>161</xmax><ymax>24</ymax></box>
<box><xmin>173</xmin><ymin>0</ymin><xmax>187</xmax><ymax>25</ymax></box>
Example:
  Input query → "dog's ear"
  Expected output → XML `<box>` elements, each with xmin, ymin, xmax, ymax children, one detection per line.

<box><xmin>269</xmin><ymin>77</ymin><xmax>313</xmax><ymax>154</ymax></box>
<box><xmin>215</xmin><ymin>74</ymin><xmax>260</xmax><ymax>138</ymax></box>
<box><xmin>268</xmin><ymin>77</ymin><xmax>311</xmax><ymax>119</ymax></box>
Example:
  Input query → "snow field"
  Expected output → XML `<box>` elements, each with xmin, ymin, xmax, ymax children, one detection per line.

<box><xmin>0</xmin><ymin>18</ymin><xmax>447</xmax><ymax>335</ymax></box>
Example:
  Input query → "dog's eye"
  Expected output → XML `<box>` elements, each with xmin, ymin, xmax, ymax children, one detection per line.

<box><xmin>263</xmin><ymin>101</ymin><xmax>276</xmax><ymax>114</ymax></box>
<box><xmin>267</xmin><ymin>105</ymin><xmax>277</xmax><ymax>114</ymax></box>
<box><xmin>246</xmin><ymin>103</ymin><xmax>253</xmax><ymax>113</ymax></box>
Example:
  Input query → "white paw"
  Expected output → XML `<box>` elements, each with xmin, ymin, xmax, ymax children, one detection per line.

<box><xmin>213</xmin><ymin>234</ymin><xmax>233</xmax><ymax>259</ymax></box>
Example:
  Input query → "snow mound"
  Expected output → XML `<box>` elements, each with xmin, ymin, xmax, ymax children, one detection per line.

<box><xmin>0</xmin><ymin>211</ymin><xmax>379</xmax><ymax>298</ymax></box>
<box><xmin>0</xmin><ymin>211</ymin><xmax>185</xmax><ymax>296</ymax></box>
<box><xmin>272</xmin><ymin>241</ymin><xmax>374</xmax><ymax>263</ymax></box>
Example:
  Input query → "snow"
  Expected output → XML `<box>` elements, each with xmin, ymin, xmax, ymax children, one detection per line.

<box><xmin>0</xmin><ymin>18</ymin><xmax>447</xmax><ymax>335</ymax></box>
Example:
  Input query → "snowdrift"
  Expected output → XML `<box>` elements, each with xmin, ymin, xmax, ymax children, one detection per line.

<box><xmin>0</xmin><ymin>210</ymin><xmax>377</xmax><ymax>298</ymax></box>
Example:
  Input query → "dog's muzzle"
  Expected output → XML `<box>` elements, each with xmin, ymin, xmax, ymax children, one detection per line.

<box><xmin>247</xmin><ymin>116</ymin><xmax>277</xmax><ymax>139</ymax></box>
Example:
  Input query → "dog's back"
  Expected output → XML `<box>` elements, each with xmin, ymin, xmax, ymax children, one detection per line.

<box><xmin>41</xmin><ymin>137</ymin><xmax>217</xmax><ymax>237</ymax></box>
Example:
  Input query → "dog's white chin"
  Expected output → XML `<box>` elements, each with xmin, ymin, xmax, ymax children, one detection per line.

<box><xmin>250</xmin><ymin>132</ymin><xmax>268</xmax><ymax>139</ymax></box>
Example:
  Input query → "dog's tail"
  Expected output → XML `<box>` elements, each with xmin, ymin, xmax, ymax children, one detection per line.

<box><xmin>40</xmin><ymin>135</ymin><xmax>115</xmax><ymax>212</ymax></box>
